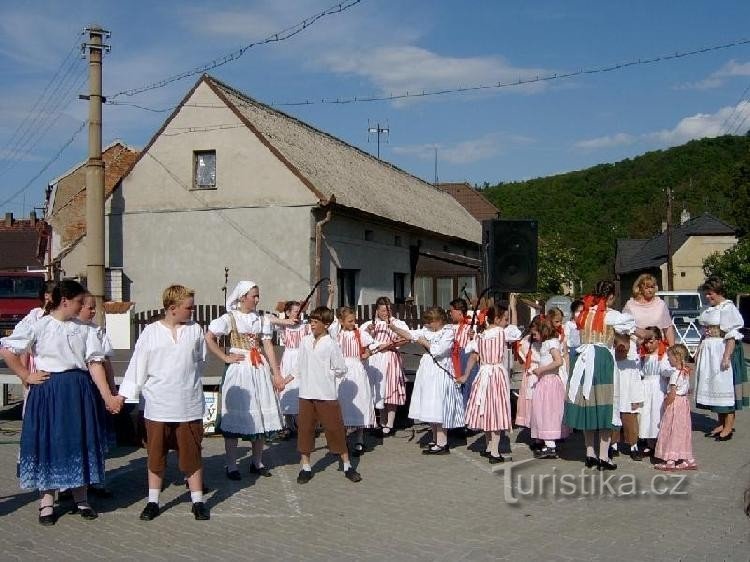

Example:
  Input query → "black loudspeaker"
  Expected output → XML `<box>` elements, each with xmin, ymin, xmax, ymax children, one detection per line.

<box><xmin>482</xmin><ymin>219</ymin><xmax>538</xmax><ymax>293</ymax></box>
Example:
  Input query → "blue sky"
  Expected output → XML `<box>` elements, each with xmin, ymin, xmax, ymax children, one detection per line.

<box><xmin>1</xmin><ymin>0</ymin><xmax>750</xmax><ymax>216</ymax></box>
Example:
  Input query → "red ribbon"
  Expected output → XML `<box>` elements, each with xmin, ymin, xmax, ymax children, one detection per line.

<box><xmin>353</xmin><ymin>328</ymin><xmax>367</xmax><ymax>359</ymax></box>
<box><xmin>451</xmin><ymin>318</ymin><xmax>467</xmax><ymax>380</ymax></box>
<box><xmin>576</xmin><ymin>295</ymin><xmax>608</xmax><ymax>334</ymax></box>
<box><xmin>248</xmin><ymin>346</ymin><xmax>262</xmax><ymax>367</ymax></box>
<box><xmin>638</xmin><ymin>339</ymin><xmax>668</xmax><ymax>360</ymax></box>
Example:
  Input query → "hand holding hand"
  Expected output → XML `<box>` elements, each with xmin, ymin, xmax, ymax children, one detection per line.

<box><xmin>26</xmin><ymin>370</ymin><xmax>50</xmax><ymax>385</ymax></box>
<box><xmin>106</xmin><ymin>395</ymin><xmax>125</xmax><ymax>414</ymax></box>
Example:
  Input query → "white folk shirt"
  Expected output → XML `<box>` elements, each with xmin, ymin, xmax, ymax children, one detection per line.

<box><xmin>294</xmin><ymin>333</ymin><xmax>347</xmax><ymax>400</ymax></box>
<box><xmin>119</xmin><ymin>321</ymin><xmax>206</xmax><ymax>422</ymax></box>
<box><xmin>1</xmin><ymin>315</ymin><xmax>105</xmax><ymax>371</ymax></box>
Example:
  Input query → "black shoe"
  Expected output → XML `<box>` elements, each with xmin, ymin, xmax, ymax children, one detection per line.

<box><xmin>191</xmin><ymin>502</ymin><xmax>210</xmax><ymax>521</ymax></box>
<box><xmin>73</xmin><ymin>504</ymin><xmax>98</xmax><ymax>520</ymax></box>
<box><xmin>351</xmin><ymin>443</ymin><xmax>365</xmax><ymax>457</ymax></box>
<box><xmin>226</xmin><ymin>467</ymin><xmax>241</xmax><ymax>481</ymax></box>
<box><xmin>38</xmin><ymin>506</ymin><xmax>56</xmax><ymax>526</ymax></box>
<box><xmin>535</xmin><ymin>447</ymin><xmax>558</xmax><ymax>459</ymax></box>
<box><xmin>597</xmin><ymin>459</ymin><xmax>618</xmax><ymax>471</ymax></box>
<box><xmin>529</xmin><ymin>441</ymin><xmax>543</xmax><ymax>452</ymax></box>
<box><xmin>380</xmin><ymin>427</ymin><xmax>394</xmax><ymax>438</ymax></box>
<box><xmin>585</xmin><ymin>456</ymin><xmax>598</xmax><ymax>468</ymax></box>
<box><xmin>249</xmin><ymin>464</ymin><xmax>272</xmax><ymax>477</ymax></box>
<box><xmin>479</xmin><ymin>450</ymin><xmax>493</xmax><ymax>458</ymax></box>
<box><xmin>139</xmin><ymin>502</ymin><xmax>160</xmax><ymax>521</ymax></box>
<box><xmin>715</xmin><ymin>432</ymin><xmax>734</xmax><ymax>442</ymax></box>
<box><xmin>630</xmin><ymin>450</ymin><xmax>643</xmax><ymax>461</ymax></box>
<box><xmin>344</xmin><ymin>467</ymin><xmax>362</xmax><ymax>482</ymax></box>
<box><xmin>609</xmin><ymin>446</ymin><xmax>620</xmax><ymax>458</ymax></box>
<box><xmin>296</xmin><ymin>470</ymin><xmax>313</xmax><ymax>484</ymax></box>
<box><xmin>420</xmin><ymin>441</ymin><xmax>436</xmax><ymax>449</ymax></box>
<box><xmin>422</xmin><ymin>444</ymin><xmax>450</xmax><ymax>455</ymax></box>
<box><xmin>488</xmin><ymin>454</ymin><xmax>505</xmax><ymax>464</ymax></box>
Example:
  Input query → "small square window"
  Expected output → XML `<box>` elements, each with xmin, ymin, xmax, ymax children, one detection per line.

<box><xmin>394</xmin><ymin>235</ymin><xmax>402</xmax><ymax>247</ymax></box>
<box><xmin>680</xmin><ymin>272</ymin><xmax>686</xmax><ymax>277</ymax></box>
<box><xmin>194</xmin><ymin>150</ymin><xmax>216</xmax><ymax>188</ymax></box>
<box><xmin>364</xmin><ymin>229</ymin><xmax>374</xmax><ymax>242</ymax></box>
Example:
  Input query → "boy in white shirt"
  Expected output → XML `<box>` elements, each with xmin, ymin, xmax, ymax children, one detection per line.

<box><xmin>292</xmin><ymin>306</ymin><xmax>362</xmax><ymax>484</ymax></box>
<box><xmin>118</xmin><ymin>285</ymin><xmax>209</xmax><ymax>521</ymax></box>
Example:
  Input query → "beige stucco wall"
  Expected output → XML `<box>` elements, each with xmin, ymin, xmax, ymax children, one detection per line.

<box><xmin>59</xmin><ymin>238</ymin><xmax>87</xmax><ymax>280</ymax></box>
<box><xmin>660</xmin><ymin>235</ymin><xmax>738</xmax><ymax>290</ymax></box>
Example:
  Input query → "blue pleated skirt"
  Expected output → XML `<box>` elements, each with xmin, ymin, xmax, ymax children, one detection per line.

<box><xmin>20</xmin><ymin>369</ymin><xmax>108</xmax><ymax>490</ymax></box>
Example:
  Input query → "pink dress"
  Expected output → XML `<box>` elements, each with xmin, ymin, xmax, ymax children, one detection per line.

<box><xmin>514</xmin><ymin>336</ymin><xmax>540</xmax><ymax>428</ymax></box>
<box><xmin>655</xmin><ymin>368</ymin><xmax>694</xmax><ymax>462</ymax></box>
<box><xmin>464</xmin><ymin>326</ymin><xmax>518</xmax><ymax>432</ymax></box>
<box><xmin>530</xmin><ymin>338</ymin><xmax>568</xmax><ymax>440</ymax></box>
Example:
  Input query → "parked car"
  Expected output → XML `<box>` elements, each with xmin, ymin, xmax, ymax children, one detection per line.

<box><xmin>656</xmin><ymin>290</ymin><xmax>706</xmax><ymax>357</ymax></box>
<box><xmin>0</xmin><ymin>271</ymin><xmax>45</xmax><ymax>336</ymax></box>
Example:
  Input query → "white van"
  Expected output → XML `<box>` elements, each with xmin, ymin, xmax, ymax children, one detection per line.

<box><xmin>656</xmin><ymin>291</ymin><xmax>706</xmax><ymax>357</ymax></box>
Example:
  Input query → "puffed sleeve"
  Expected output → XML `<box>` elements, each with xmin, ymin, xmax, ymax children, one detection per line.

<box><xmin>659</xmin><ymin>357</ymin><xmax>674</xmax><ymax>378</ymax></box>
<box><xmin>260</xmin><ymin>314</ymin><xmax>273</xmax><ymax>340</ymax></box>
<box><xmin>391</xmin><ymin>318</ymin><xmax>409</xmax><ymax>331</ymax></box>
<box><xmin>719</xmin><ymin>301</ymin><xmax>744</xmax><ymax>340</ymax></box>
<box><xmin>84</xmin><ymin>324</ymin><xmax>106</xmax><ymax>363</ymax></box>
<box><xmin>97</xmin><ymin>326</ymin><xmax>114</xmax><ymax>357</ymax></box>
<box><xmin>504</xmin><ymin>324</ymin><xmax>522</xmax><ymax>342</ymax></box>
<box><xmin>0</xmin><ymin>321</ymin><xmax>36</xmax><ymax>354</ymax></box>
<box><xmin>464</xmin><ymin>338</ymin><xmax>478</xmax><ymax>354</ymax></box>
<box><xmin>328</xmin><ymin>318</ymin><xmax>341</xmax><ymax>339</ymax></box>
<box><xmin>430</xmin><ymin>328</ymin><xmax>454</xmax><ymax>359</ymax></box>
<box><xmin>207</xmin><ymin>313</ymin><xmax>232</xmax><ymax>336</ymax></box>
<box><xmin>605</xmin><ymin>310</ymin><xmax>636</xmax><ymax>335</ymax></box>
<box><xmin>546</xmin><ymin>338</ymin><xmax>561</xmax><ymax>352</ymax></box>
<box><xmin>408</xmin><ymin>327</ymin><xmax>425</xmax><ymax>342</ymax></box>
<box><xmin>359</xmin><ymin>328</ymin><xmax>376</xmax><ymax>348</ymax></box>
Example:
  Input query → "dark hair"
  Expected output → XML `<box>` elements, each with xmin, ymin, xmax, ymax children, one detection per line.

<box><xmin>375</xmin><ymin>296</ymin><xmax>392</xmax><ymax>307</ymax></box>
<box><xmin>284</xmin><ymin>300</ymin><xmax>301</xmax><ymax>313</ymax></box>
<box><xmin>480</xmin><ymin>304</ymin><xmax>509</xmax><ymax>333</ymax></box>
<box><xmin>422</xmin><ymin>306</ymin><xmax>448</xmax><ymax>324</ymax></box>
<box><xmin>570</xmin><ymin>299</ymin><xmax>584</xmax><ymax>315</ymax></box>
<box><xmin>644</xmin><ymin>325</ymin><xmax>662</xmax><ymax>340</ymax></box>
<box><xmin>46</xmin><ymin>279</ymin><xmax>86</xmax><ymax>313</ymax></box>
<box><xmin>309</xmin><ymin>306</ymin><xmax>334</xmax><ymax>325</ymax></box>
<box><xmin>38</xmin><ymin>280</ymin><xmax>56</xmax><ymax>303</ymax></box>
<box><xmin>449</xmin><ymin>298</ymin><xmax>468</xmax><ymax>314</ymax></box>
<box><xmin>700</xmin><ymin>275</ymin><xmax>726</xmax><ymax>296</ymax></box>
<box><xmin>593</xmin><ymin>280</ymin><xmax>616</xmax><ymax>299</ymax></box>
<box><xmin>537</xmin><ymin>317</ymin><xmax>558</xmax><ymax>342</ymax></box>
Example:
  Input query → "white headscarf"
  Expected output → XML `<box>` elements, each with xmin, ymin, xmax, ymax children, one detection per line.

<box><xmin>226</xmin><ymin>281</ymin><xmax>257</xmax><ymax>311</ymax></box>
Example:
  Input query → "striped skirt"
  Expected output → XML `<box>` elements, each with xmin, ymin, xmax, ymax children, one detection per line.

<box><xmin>20</xmin><ymin>369</ymin><xmax>108</xmax><ymax>490</ymax></box>
<box><xmin>465</xmin><ymin>364</ymin><xmax>512</xmax><ymax>432</ymax></box>
<box><xmin>514</xmin><ymin>371</ymin><xmax>533</xmax><ymax>428</ymax></box>
<box><xmin>654</xmin><ymin>395</ymin><xmax>694</xmax><ymax>461</ymax></box>
<box><xmin>563</xmin><ymin>346</ymin><xmax>615</xmax><ymax>431</ymax></box>
<box><xmin>367</xmin><ymin>350</ymin><xmax>406</xmax><ymax>408</ymax></box>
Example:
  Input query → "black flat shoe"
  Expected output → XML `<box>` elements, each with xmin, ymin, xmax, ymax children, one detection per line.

<box><xmin>38</xmin><ymin>506</ymin><xmax>56</xmax><ymax>526</ymax></box>
<box><xmin>73</xmin><ymin>504</ymin><xmax>98</xmax><ymax>520</ymax></box>
<box><xmin>226</xmin><ymin>467</ymin><xmax>241</xmax><ymax>481</ymax></box>
<box><xmin>534</xmin><ymin>447</ymin><xmax>558</xmax><ymax>459</ymax></box>
<box><xmin>139</xmin><ymin>502</ymin><xmax>160</xmax><ymax>521</ymax></box>
<box><xmin>296</xmin><ymin>470</ymin><xmax>313</xmax><ymax>484</ymax></box>
<box><xmin>597</xmin><ymin>459</ymin><xmax>618</xmax><ymax>471</ymax></box>
<box><xmin>585</xmin><ymin>456</ymin><xmax>598</xmax><ymax>468</ymax></box>
<box><xmin>249</xmin><ymin>464</ymin><xmax>272</xmax><ymax>477</ymax></box>
<box><xmin>488</xmin><ymin>454</ymin><xmax>505</xmax><ymax>464</ymax></box>
<box><xmin>480</xmin><ymin>450</ymin><xmax>493</xmax><ymax>458</ymax></box>
<box><xmin>422</xmin><ymin>444</ymin><xmax>450</xmax><ymax>455</ymax></box>
<box><xmin>344</xmin><ymin>467</ymin><xmax>362</xmax><ymax>482</ymax></box>
<box><xmin>380</xmin><ymin>427</ymin><xmax>394</xmax><ymax>438</ymax></box>
<box><xmin>609</xmin><ymin>446</ymin><xmax>620</xmax><ymax>458</ymax></box>
<box><xmin>630</xmin><ymin>450</ymin><xmax>643</xmax><ymax>461</ymax></box>
<box><xmin>191</xmin><ymin>502</ymin><xmax>210</xmax><ymax>520</ymax></box>
<box><xmin>715</xmin><ymin>432</ymin><xmax>734</xmax><ymax>442</ymax></box>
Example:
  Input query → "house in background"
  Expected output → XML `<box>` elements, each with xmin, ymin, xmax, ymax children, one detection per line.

<box><xmin>436</xmin><ymin>182</ymin><xmax>499</xmax><ymax>222</ymax></box>
<box><xmin>44</xmin><ymin>141</ymin><xmax>139</xmax><ymax>300</ymax></box>
<box><xmin>108</xmin><ymin>75</ymin><xmax>481</xmax><ymax>313</ymax></box>
<box><xmin>615</xmin><ymin>211</ymin><xmax>738</xmax><ymax>303</ymax></box>
<box><xmin>0</xmin><ymin>211</ymin><xmax>49</xmax><ymax>272</ymax></box>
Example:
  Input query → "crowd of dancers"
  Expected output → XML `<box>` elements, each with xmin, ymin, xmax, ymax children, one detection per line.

<box><xmin>0</xmin><ymin>272</ymin><xmax>746</xmax><ymax>525</ymax></box>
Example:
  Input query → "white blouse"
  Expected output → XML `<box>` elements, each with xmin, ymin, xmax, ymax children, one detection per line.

<box><xmin>698</xmin><ymin>299</ymin><xmax>744</xmax><ymax>340</ymax></box>
<box><xmin>119</xmin><ymin>321</ymin><xmax>206</xmax><ymax>422</ymax></box>
<box><xmin>208</xmin><ymin>311</ymin><xmax>272</xmax><ymax>339</ymax></box>
<box><xmin>408</xmin><ymin>326</ymin><xmax>455</xmax><ymax>359</ymax></box>
<box><xmin>668</xmin><ymin>369</ymin><xmax>690</xmax><ymax>396</ymax></box>
<box><xmin>1</xmin><ymin>315</ymin><xmax>105</xmax><ymax>372</ymax></box>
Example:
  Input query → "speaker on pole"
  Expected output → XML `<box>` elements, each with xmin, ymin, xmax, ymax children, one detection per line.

<box><xmin>482</xmin><ymin>219</ymin><xmax>538</xmax><ymax>293</ymax></box>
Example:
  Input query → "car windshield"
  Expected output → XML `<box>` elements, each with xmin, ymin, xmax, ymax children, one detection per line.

<box><xmin>661</xmin><ymin>294</ymin><xmax>701</xmax><ymax>314</ymax></box>
<box><xmin>0</xmin><ymin>276</ymin><xmax>44</xmax><ymax>299</ymax></box>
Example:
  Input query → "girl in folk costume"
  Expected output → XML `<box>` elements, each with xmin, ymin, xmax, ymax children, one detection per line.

<box><xmin>390</xmin><ymin>307</ymin><xmax>465</xmax><ymax>455</ymax></box>
<box><xmin>695</xmin><ymin>276</ymin><xmax>748</xmax><ymax>441</ymax></box>
<box><xmin>612</xmin><ymin>332</ymin><xmax>645</xmax><ymax>461</ymax></box>
<box><xmin>362</xmin><ymin>296</ymin><xmax>410</xmax><ymax>437</ymax></box>
<box><xmin>638</xmin><ymin>326</ymin><xmax>672</xmax><ymax>455</ymax></box>
<box><xmin>329</xmin><ymin>307</ymin><xmax>377</xmax><ymax>455</ymax></box>
<box><xmin>206</xmin><ymin>281</ymin><xmax>285</xmax><ymax>481</ymax></box>
<box><xmin>462</xmin><ymin>303</ymin><xmax>521</xmax><ymax>463</ymax></box>
<box><xmin>513</xmin><ymin>316</ymin><xmax>543</xmax><ymax>429</ymax></box>
<box><xmin>563</xmin><ymin>281</ymin><xmax>635</xmax><ymax>471</ymax></box>
<box><xmin>655</xmin><ymin>344</ymin><xmax>697</xmax><ymax>470</ymax></box>
<box><xmin>0</xmin><ymin>280</ymin><xmax>123</xmax><ymax>525</ymax></box>
<box><xmin>529</xmin><ymin>317</ymin><xmax>569</xmax><ymax>459</ymax></box>
<box><xmin>449</xmin><ymin>298</ymin><xmax>477</xmax><ymax>404</ymax></box>
<box><xmin>547</xmin><ymin>307</ymin><xmax>569</xmax><ymax>374</ymax></box>
<box><xmin>275</xmin><ymin>300</ymin><xmax>310</xmax><ymax>439</ymax></box>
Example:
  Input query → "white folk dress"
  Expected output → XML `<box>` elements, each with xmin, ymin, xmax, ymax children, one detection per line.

<box><xmin>639</xmin><ymin>352</ymin><xmax>673</xmax><ymax>439</ymax></box>
<box><xmin>330</xmin><ymin>321</ymin><xmax>377</xmax><ymax>428</ymax></box>
<box><xmin>407</xmin><ymin>326</ymin><xmax>465</xmax><ymax>428</ymax></box>
<box><xmin>615</xmin><ymin>357</ymin><xmax>645</xmax><ymax>414</ymax></box>
<box><xmin>277</xmin><ymin>322</ymin><xmax>310</xmax><ymax>415</ymax></box>
<box><xmin>362</xmin><ymin>318</ymin><xmax>409</xmax><ymax>408</ymax></box>
<box><xmin>208</xmin><ymin>311</ymin><xmax>283</xmax><ymax>440</ymax></box>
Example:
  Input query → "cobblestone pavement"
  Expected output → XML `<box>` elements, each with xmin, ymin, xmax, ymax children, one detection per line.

<box><xmin>0</xmin><ymin>350</ymin><xmax>748</xmax><ymax>561</ymax></box>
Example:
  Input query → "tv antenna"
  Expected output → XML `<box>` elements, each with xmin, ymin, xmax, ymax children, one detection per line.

<box><xmin>367</xmin><ymin>120</ymin><xmax>389</xmax><ymax>159</ymax></box>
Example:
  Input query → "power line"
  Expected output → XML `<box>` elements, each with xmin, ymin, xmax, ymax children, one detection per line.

<box><xmin>0</xmin><ymin>121</ymin><xmax>87</xmax><ymax>210</ymax></box>
<box><xmin>105</xmin><ymin>36</ymin><xmax>750</xmax><ymax>111</ymax></box>
<box><xmin>720</xmin><ymin>83</ymin><xmax>750</xmax><ymax>134</ymax></box>
<box><xmin>107</xmin><ymin>0</ymin><xmax>365</xmax><ymax>100</ymax></box>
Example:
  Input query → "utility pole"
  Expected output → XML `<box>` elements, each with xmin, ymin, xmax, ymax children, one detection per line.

<box><xmin>433</xmin><ymin>146</ymin><xmax>438</xmax><ymax>186</ymax></box>
<box><xmin>666</xmin><ymin>186</ymin><xmax>674</xmax><ymax>291</ymax></box>
<box><xmin>82</xmin><ymin>26</ymin><xmax>110</xmax><ymax>325</ymax></box>
<box><xmin>367</xmin><ymin>121</ymin><xmax>389</xmax><ymax>159</ymax></box>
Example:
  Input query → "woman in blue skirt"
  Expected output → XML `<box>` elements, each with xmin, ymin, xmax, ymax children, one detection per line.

<box><xmin>0</xmin><ymin>280</ymin><xmax>124</xmax><ymax>525</ymax></box>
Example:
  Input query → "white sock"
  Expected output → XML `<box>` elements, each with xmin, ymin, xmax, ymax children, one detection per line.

<box><xmin>343</xmin><ymin>462</ymin><xmax>352</xmax><ymax>471</ymax></box>
<box><xmin>611</xmin><ymin>443</ymin><xmax>618</xmax><ymax>451</ymax></box>
<box><xmin>631</xmin><ymin>443</ymin><xmax>638</xmax><ymax>451</ymax></box>
<box><xmin>544</xmin><ymin>440</ymin><xmax>556</xmax><ymax>448</ymax></box>
<box><xmin>302</xmin><ymin>463</ymin><xmax>311</xmax><ymax>472</ymax></box>
<box><xmin>148</xmin><ymin>488</ymin><xmax>160</xmax><ymax>505</ymax></box>
<box><xmin>190</xmin><ymin>491</ymin><xmax>203</xmax><ymax>504</ymax></box>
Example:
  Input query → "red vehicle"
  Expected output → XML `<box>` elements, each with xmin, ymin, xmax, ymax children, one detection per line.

<box><xmin>0</xmin><ymin>271</ymin><xmax>46</xmax><ymax>336</ymax></box>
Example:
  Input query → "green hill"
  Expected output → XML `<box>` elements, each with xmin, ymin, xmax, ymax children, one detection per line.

<box><xmin>481</xmin><ymin>134</ymin><xmax>750</xmax><ymax>291</ymax></box>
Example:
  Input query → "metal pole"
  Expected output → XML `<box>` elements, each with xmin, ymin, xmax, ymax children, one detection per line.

<box><xmin>666</xmin><ymin>186</ymin><xmax>674</xmax><ymax>291</ymax></box>
<box><xmin>84</xmin><ymin>26</ymin><xmax>109</xmax><ymax>325</ymax></box>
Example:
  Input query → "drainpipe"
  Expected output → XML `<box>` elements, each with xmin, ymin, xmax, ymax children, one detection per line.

<box><xmin>314</xmin><ymin>196</ymin><xmax>335</xmax><ymax>306</ymax></box>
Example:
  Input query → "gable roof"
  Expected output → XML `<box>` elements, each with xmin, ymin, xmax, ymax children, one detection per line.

<box><xmin>615</xmin><ymin>212</ymin><xmax>737</xmax><ymax>274</ymax></box>
<box><xmin>47</xmin><ymin>142</ymin><xmax>139</xmax><ymax>249</ymax></box>
<box><xmin>0</xmin><ymin>214</ymin><xmax>48</xmax><ymax>270</ymax></box>
<box><xmin>198</xmin><ymin>76</ymin><xmax>481</xmax><ymax>243</ymax></box>
<box><xmin>435</xmin><ymin>182</ymin><xmax>499</xmax><ymax>222</ymax></box>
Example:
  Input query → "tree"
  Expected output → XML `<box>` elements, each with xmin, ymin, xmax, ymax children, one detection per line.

<box><xmin>526</xmin><ymin>232</ymin><xmax>578</xmax><ymax>300</ymax></box>
<box><xmin>702</xmin><ymin>238</ymin><xmax>750</xmax><ymax>300</ymax></box>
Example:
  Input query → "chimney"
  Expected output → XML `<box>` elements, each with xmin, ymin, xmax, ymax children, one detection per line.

<box><xmin>29</xmin><ymin>211</ymin><xmax>37</xmax><ymax>226</ymax></box>
<box><xmin>680</xmin><ymin>208</ymin><xmax>690</xmax><ymax>225</ymax></box>
<box><xmin>4</xmin><ymin>212</ymin><xmax>13</xmax><ymax>227</ymax></box>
